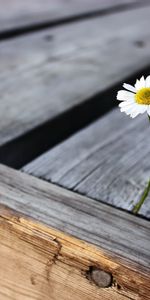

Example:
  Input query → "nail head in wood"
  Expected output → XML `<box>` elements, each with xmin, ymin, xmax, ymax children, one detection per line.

<box><xmin>89</xmin><ymin>267</ymin><xmax>112</xmax><ymax>288</ymax></box>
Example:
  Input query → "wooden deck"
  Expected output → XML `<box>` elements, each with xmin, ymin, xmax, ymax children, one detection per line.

<box><xmin>0</xmin><ymin>1</ymin><xmax>150</xmax><ymax>299</ymax></box>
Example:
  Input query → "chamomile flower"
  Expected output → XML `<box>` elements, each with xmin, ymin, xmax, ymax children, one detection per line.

<box><xmin>117</xmin><ymin>75</ymin><xmax>150</xmax><ymax>118</ymax></box>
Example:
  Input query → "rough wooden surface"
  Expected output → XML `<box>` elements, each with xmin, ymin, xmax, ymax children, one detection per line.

<box><xmin>0</xmin><ymin>6</ymin><xmax>150</xmax><ymax>150</ymax></box>
<box><xmin>0</xmin><ymin>165</ymin><xmax>149</xmax><ymax>299</ymax></box>
<box><xmin>0</xmin><ymin>207</ymin><xmax>143</xmax><ymax>300</ymax></box>
<box><xmin>0</xmin><ymin>164</ymin><xmax>149</xmax><ymax>268</ymax></box>
<box><xmin>23</xmin><ymin>108</ymin><xmax>150</xmax><ymax>218</ymax></box>
<box><xmin>0</xmin><ymin>0</ymin><xmax>143</xmax><ymax>34</ymax></box>
<box><xmin>0</xmin><ymin>3</ymin><xmax>150</xmax><ymax>299</ymax></box>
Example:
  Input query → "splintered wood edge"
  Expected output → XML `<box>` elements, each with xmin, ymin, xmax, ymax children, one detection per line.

<box><xmin>0</xmin><ymin>164</ymin><xmax>149</xmax><ymax>299</ymax></box>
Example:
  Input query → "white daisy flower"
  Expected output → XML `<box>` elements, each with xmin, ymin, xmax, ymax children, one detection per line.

<box><xmin>117</xmin><ymin>75</ymin><xmax>150</xmax><ymax>118</ymax></box>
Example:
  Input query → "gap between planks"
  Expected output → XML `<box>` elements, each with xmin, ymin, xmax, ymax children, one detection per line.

<box><xmin>23</xmin><ymin>107</ymin><xmax>150</xmax><ymax>219</ymax></box>
<box><xmin>0</xmin><ymin>0</ymin><xmax>149</xmax><ymax>40</ymax></box>
<box><xmin>1</xmin><ymin>6</ymin><xmax>150</xmax><ymax>168</ymax></box>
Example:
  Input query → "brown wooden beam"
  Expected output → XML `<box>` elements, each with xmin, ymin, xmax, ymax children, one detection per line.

<box><xmin>0</xmin><ymin>164</ymin><xmax>149</xmax><ymax>299</ymax></box>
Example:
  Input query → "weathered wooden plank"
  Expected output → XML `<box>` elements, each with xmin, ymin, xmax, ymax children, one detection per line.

<box><xmin>0</xmin><ymin>164</ymin><xmax>150</xmax><ymax>299</ymax></box>
<box><xmin>23</xmin><ymin>108</ymin><xmax>150</xmax><ymax>218</ymax></box>
<box><xmin>0</xmin><ymin>0</ymin><xmax>143</xmax><ymax>34</ymax></box>
<box><xmin>0</xmin><ymin>5</ymin><xmax>150</xmax><ymax>161</ymax></box>
<box><xmin>0</xmin><ymin>207</ymin><xmax>142</xmax><ymax>300</ymax></box>
<box><xmin>0</xmin><ymin>164</ymin><xmax>149</xmax><ymax>267</ymax></box>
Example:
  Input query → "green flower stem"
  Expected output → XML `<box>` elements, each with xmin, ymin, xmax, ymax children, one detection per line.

<box><xmin>133</xmin><ymin>180</ymin><xmax>150</xmax><ymax>214</ymax></box>
<box><xmin>132</xmin><ymin>114</ymin><xmax>150</xmax><ymax>215</ymax></box>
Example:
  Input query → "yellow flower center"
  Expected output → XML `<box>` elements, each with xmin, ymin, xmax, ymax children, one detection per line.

<box><xmin>135</xmin><ymin>87</ymin><xmax>150</xmax><ymax>105</ymax></box>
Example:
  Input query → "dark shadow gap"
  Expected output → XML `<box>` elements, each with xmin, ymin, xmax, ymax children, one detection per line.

<box><xmin>0</xmin><ymin>66</ymin><xmax>150</xmax><ymax>169</ymax></box>
<box><xmin>0</xmin><ymin>1</ymin><xmax>150</xmax><ymax>41</ymax></box>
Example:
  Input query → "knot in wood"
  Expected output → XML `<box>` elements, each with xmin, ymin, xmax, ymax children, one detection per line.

<box><xmin>89</xmin><ymin>267</ymin><xmax>112</xmax><ymax>288</ymax></box>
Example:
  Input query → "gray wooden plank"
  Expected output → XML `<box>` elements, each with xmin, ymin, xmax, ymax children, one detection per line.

<box><xmin>0</xmin><ymin>0</ymin><xmax>143</xmax><ymax>33</ymax></box>
<box><xmin>23</xmin><ymin>108</ymin><xmax>150</xmax><ymax>218</ymax></box>
<box><xmin>0</xmin><ymin>164</ymin><xmax>149</xmax><ymax>271</ymax></box>
<box><xmin>1</xmin><ymin>6</ymin><xmax>150</xmax><ymax>152</ymax></box>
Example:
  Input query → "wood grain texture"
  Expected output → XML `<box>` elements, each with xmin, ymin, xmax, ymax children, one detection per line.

<box><xmin>0</xmin><ymin>165</ymin><xmax>149</xmax><ymax>299</ymax></box>
<box><xmin>0</xmin><ymin>0</ymin><xmax>143</xmax><ymax>33</ymax></box>
<box><xmin>23</xmin><ymin>108</ymin><xmax>150</xmax><ymax>217</ymax></box>
<box><xmin>0</xmin><ymin>164</ymin><xmax>149</xmax><ymax>268</ymax></box>
<box><xmin>0</xmin><ymin>206</ymin><xmax>143</xmax><ymax>300</ymax></box>
<box><xmin>0</xmin><ymin>6</ymin><xmax>150</xmax><ymax>149</ymax></box>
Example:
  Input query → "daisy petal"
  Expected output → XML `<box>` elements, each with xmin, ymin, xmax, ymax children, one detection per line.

<box><xmin>130</xmin><ymin>104</ymin><xmax>144</xmax><ymax>117</ymax></box>
<box><xmin>123</xmin><ymin>83</ymin><xmax>136</xmax><ymax>93</ymax></box>
<box><xmin>146</xmin><ymin>75</ymin><xmax>150</xmax><ymax>87</ymax></box>
<box><xmin>120</xmin><ymin>101</ymin><xmax>148</xmax><ymax>118</ymax></box>
<box><xmin>135</xmin><ymin>104</ymin><xmax>147</xmax><ymax>114</ymax></box>
<box><xmin>135</xmin><ymin>76</ymin><xmax>145</xmax><ymax>91</ymax></box>
<box><xmin>119</xmin><ymin>101</ymin><xmax>134</xmax><ymax>108</ymax></box>
<box><xmin>127</xmin><ymin>106</ymin><xmax>139</xmax><ymax>115</ymax></box>
<box><xmin>129</xmin><ymin>103</ymin><xmax>147</xmax><ymax>117</ymax></box>
<box><xmin>120</xmin><ymin>103</ymin><xmax>137</xmax><ymax>113</ymax></box>
<box><xmin>117</xmin><ymin>90</ymin><xmax>135</xmax><ymax>101</ymax></box>
<box><xmin>135</xmin><ymin>79</ymin><xmax>140</xmax><ymax>91</ymax></box>
<box><xmin>130</xmin><ymin>111</ymin><xmax>140</xmax><ymax>118</ymax></box>
<box><xmin>139</xmin><ymin>76</ymin><xmax>145</xmax><ymax>87</ymax></box>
